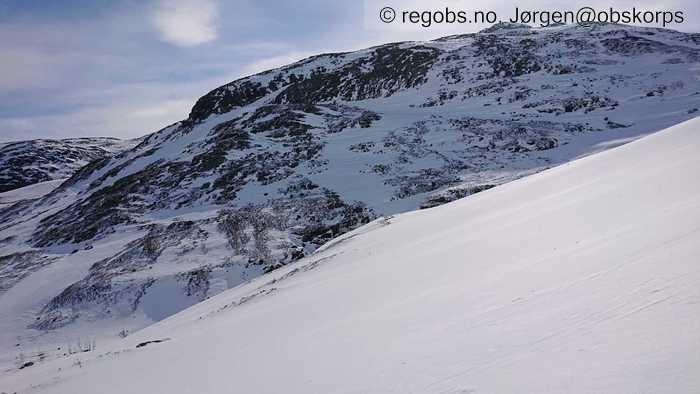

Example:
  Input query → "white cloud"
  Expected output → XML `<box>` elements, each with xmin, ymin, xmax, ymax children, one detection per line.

<box><xmin>153</xmin><ymin>0</ymin><xmax>219</xmax><ymax>47</ymax></box>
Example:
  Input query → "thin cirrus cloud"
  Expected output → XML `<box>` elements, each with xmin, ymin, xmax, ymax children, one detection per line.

<box><xmin>152</xmin><ymin>0</ymin><xmax>219</xmax><ymax>47</ymax></box>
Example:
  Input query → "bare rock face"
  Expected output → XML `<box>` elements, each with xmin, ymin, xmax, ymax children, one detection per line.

<box><xmin>2</xmin><ymin>23</ymin><xmax>700</xmax><ymax>336</ymax></box>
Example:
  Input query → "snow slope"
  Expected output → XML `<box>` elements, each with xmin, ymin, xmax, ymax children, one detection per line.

<box><xmin>3</xmin><ymin>115</ymin><xmax>698</xmax><ymax>393</ymax></box>
<box><xmin>0</xmin><ymin>179</ymin><xmax>65</xmax><ymax>208</ymax></box>
<box><xmin>2</xmin><ymin>23</ymin><xmax>700</xmax><ymax>346</ymax></box>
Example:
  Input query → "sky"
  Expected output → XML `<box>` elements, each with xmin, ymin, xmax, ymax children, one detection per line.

<box><xmin>1</xmin><ymin>0</ymin><xmax>698</xmax><ymax>142</ymax></box>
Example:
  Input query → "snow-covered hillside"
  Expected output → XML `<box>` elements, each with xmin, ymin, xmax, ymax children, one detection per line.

<box><xmin>1</xmin><ymin>23</ymin><xmax>700</xmax><ymax>351</ymax></box>
<box><xmin>3</xmin><ymin>111</ymin><xmax>699</xmax><ymax>394</ymax></box>
<box><xmin>0</xmin><ymin>180</ymin><xmax>66</xmax><ymax>209</ymax></box>
<box><xmin>0</xmin><ymin>137</ymin><xmax>134</xmax><ymax>193</ymax></box>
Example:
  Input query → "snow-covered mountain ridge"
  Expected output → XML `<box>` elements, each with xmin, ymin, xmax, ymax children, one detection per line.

<box><xmin>3</xmin><ymin>111</ymin><xmax>699</xmax><ymax>394</ymax></box>
<box><xmin>0</xmin><ymin>137</ymin><xmax>134</xmax><ymax>193</ymax></box>
<box><xmin>0</xmin><ymin>23</ymin><xmax>699</xmax><ymax>351</ymax></box>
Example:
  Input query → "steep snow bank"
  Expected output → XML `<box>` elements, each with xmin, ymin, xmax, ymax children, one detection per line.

<box><xmin>3</xmin><ymin>117</ymin><xmax>700</xmax><ymax>393</ymax></box>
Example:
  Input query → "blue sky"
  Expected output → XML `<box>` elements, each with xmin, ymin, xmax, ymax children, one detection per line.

<box><xmin>1</xmin><ymin>0</ymin><xmax>698</xmax><ymax>142</ymax></box>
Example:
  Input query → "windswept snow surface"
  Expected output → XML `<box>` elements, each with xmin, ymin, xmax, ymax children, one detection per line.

<box><xmin>0</xmin><ymin>179</ymin><xmax>65</xmax><ymax>208</ymax></box>
<box><xmin>2</xmin><ymin>118</ymin><xmax>700</xmax><ymax>393</ymax></box>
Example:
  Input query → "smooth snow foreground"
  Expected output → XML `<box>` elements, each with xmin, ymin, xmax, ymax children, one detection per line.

<box><xmin>3</xmin><ymin>118</ymin><xmax>700</xmax><ymax>393</ymax></box>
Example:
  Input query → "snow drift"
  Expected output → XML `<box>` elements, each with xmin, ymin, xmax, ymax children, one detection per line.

<box><xmin>2</xmin><ymin>114</ymin><xmax>699</xmax><ymax>393</ymax></box>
